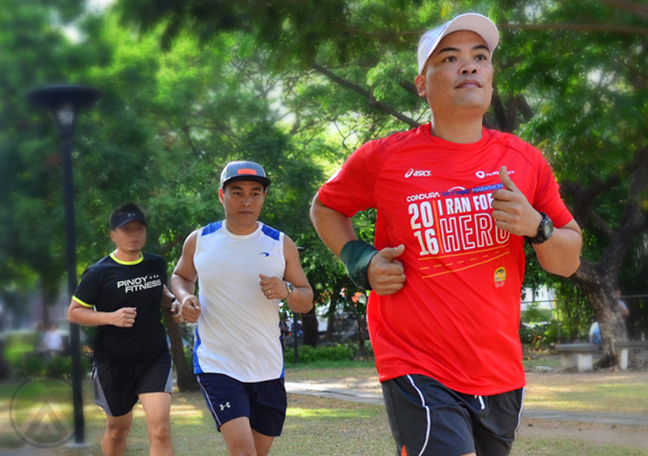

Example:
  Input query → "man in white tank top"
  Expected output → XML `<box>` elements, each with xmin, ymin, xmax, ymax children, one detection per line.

<box><xmin>171</xmin><ymin>161</ymin><xmax>313</xmax><ymax>456</ymax></box>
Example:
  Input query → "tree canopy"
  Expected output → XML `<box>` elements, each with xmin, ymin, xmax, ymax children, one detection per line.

<box><xmin>2</xmin><ymin>0</ymin><xmax>648</xmax><ymax>370</ymax></box>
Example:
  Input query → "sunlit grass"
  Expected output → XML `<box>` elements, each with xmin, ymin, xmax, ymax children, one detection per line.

<box><xmin>1</xmin><ymin>366</ymin><xmax>647</xmax><ymax>455</ymax></box>
<box><xmin>287</xmin><ymin>407</ymin><xmax>374</xmax><ymax>419</ymax></box>
<box><xmin>512</xmin><ymin>438</ymin><xmax>648</xmax><ymax>456</ymax></box>
<box><xmin>524</xmin><ymin>373</ymin><xmax>648</xmax><ymax>414</ymax></box>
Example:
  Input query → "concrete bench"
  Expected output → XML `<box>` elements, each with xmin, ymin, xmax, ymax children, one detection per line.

<box><xmin>555</xmin><ymin>343</ymin><xmax>600</xmax><ymax>371</ymax></box>
<box><xmin>615</xmin><ymin>341</ymin><xmax>648</xmax><ymax>370</ymax></box>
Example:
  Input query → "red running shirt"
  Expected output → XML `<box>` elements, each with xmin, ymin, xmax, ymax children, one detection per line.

<box><xmin>318</xmin><ymin>124</ymin><xmax>574</xmax><ymax>395</ymax></box>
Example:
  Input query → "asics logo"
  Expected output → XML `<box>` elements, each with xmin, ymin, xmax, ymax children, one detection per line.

<box><xmin>405</xmin><ymin>169</ymin><xmax>432</xmax><ymax>178</ymax></box>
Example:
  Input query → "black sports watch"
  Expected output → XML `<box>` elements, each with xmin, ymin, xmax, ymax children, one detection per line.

<box><xmin>525</xmin><ymin>211</ymin><xmax>554</xmax><ymax>245</ymax></box>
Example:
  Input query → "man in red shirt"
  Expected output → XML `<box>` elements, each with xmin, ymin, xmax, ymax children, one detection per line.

<box><xmin>310</xmin><ymin>13</ymin><xmax>582</xmax><ymax>456</ymax></box>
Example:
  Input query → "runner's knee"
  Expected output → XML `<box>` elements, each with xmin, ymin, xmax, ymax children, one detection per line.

<box><xmin>105</xmin><ymin>415</ymin><xmax>131</xmax><ymax>441</ymax></box>
<box><xmin>106</xmin><ymin>424</ymin><xmax>130</xmax><ymax>441</ymax></box>
<box><xmin>148</xmin><ymin>420</ymin><xmax>171</xmax><ymax>441</ymax></box>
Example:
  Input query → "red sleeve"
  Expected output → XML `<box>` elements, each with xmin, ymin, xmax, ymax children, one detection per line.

<box><xmin>318</xmin><ymin>140</ymin><xmax>383</xmax><ymax>217</ymax></box>
<box><xmin>530</xmin><ymin>149</ymin><xmax>574</xmax><ymax>229</ymax></box>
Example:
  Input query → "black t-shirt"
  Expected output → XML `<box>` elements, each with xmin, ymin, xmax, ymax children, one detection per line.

<box><xmin>73</xmin><ymin>252</ymin><xmax>169</xmax><ymax>365</ymax></box>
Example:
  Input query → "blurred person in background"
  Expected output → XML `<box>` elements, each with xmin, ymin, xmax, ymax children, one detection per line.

<box><xmin>67</xmin><ymin>202</ymin><xmax>181</xmax><ymax>456</ymax></box>
<box><xmin>42</xmin><ymin>322</ymin><xmax>63</xmax><ymax>358</ymax></box>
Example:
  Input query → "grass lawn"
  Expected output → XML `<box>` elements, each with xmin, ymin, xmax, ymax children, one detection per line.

<box><xmin>512</xmin><ymin>438</ymin><xmax>648</xmax><ymax>456</ymax></box>
<box><xmin>0</xmin><ymin>361</ymin><xmax>646</xmax><ymax>455</ymax></box>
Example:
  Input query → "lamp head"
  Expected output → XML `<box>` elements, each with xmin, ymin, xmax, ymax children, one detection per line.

<box><xmin>28</xmin><ymin>84</ymin><xmax>101</xmax><ymax>137</ymax></box>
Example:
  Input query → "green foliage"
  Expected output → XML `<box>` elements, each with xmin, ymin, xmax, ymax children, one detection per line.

<box><xmin>521</xmin><ymin>304</ymin><xmax>553</xmax><ymax>324</ymax></box>
<box><xmin>184</xmin><ymin>344</ymin><xmax>193</xmax><ymax>372</ymax></box>
<box><xmin>44</xmin><ymin>355</ymin><xmax>72</xmax><ymax>379</ymax></box>
<box><xmin>3</xmin><ymin>1</ymin><xmax>648</xmax><ymax>373</ymax></box>
<box><xmin>284</xmin><ymin>343</ymin><xmax>356</xmax><ymax>364</ymax></box>
<box><xmin>11</xmin><ymin>355</ymin><xmax>46</xmax><ymax>380</ymax></box>
<box><xmin>7</xmin><ymin>350</ymin><xmax>90</xmax><ymax>380</ymax></box>
<box><xmin>4</xmin><ymin>332</ymin><xmax>39</xmax><ymax>366</ymax></box>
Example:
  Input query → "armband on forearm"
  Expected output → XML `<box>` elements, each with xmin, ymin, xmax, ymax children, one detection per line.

<box><xmin>340</xmin><ymin>240</ymin><xmax>379</xmax><ymax>290</ymax></box>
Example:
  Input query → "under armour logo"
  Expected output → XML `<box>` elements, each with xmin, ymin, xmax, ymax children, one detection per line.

<box><xmin>220</xmin><ymin>402</ymin><xmax>230</xmax><ymax>411</ymax></box>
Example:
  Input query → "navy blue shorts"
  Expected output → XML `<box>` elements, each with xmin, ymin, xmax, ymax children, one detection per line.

<box><xmin>197</xmin><ymin>373</ymin><xmax>287</xmax><ymax>437</ymax></box>
<box><xmin>382</xmin><ymin>374</ymin><xmax>524</xmax><ymax>456</ymax></box>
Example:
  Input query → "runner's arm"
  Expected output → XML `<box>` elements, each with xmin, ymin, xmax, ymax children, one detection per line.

<box><xmin>310</xmin><ymin>193</ymin><xmax>406</xmax><ymax>295</ymax></box>
<box><xmin>160</xmin><ymin>285</ymin><xmax>176</xmax><ymax>308</ymax></box>
<box><xmin>171</xmin><ymin>230</ymin><xmax>199</xmax><ymax>302</ymax></box>
<box><xmin>533</xmin><ymin>219</ymin><xmax>582</xmax><ymax>277</ymax></box>
<box><xmin>309</xmin><ymin>193</ymin><xmax>356</xmax><ymax>257</ymax></box>
<box><xmin>281</xmin><ymin>236</ymin><xmax>313</xmax><ymax>314</ymax></box>
<box><xmin>67</xmin><ymin>299</ymin><xmax>136</xmax><ymax>328</ymax></box>
<box><xmin>171</xmin><ymin>230</ymin><xmax>202</xmax><ymax>323</ymax></box>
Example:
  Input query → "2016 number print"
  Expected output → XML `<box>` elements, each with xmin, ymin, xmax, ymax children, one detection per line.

<box><xmin>409</xmin><ymin>202</ymin><xmax>439</xmax><ymax>255</ymax></box>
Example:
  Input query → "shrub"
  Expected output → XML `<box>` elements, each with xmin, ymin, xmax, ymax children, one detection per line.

<box><xmin>5</xmin><ymin>332</ymin><xmax>38</xmax><ymax>366</ymax></box>
<box><xmin>13</xmin><ymin>355</ymin><xmax>45</xmax><ymax>379</ymax></box>
<box><xmin>45</xmin><ymin>356</ymin><xmax>71</xmax><ymax>379</ymax></box>
<box><xmin>543</xmin><ymin>320</ymin><xmax>571</xmax><ymax>344</ymax></box>
<box><xmin>361</xmin><ymin>340</ymin><xmax>374</xmax><ymax>359</ymax></box>
<box><xmin>284</xmin><ymin>344</ymin><xmax>355</xmax><ymax>364</ymax></box>
<box><xmin>522</xmin><ymin>304</ymin><xmax>553</xmax><ymax>324</ymax></box>
<box><xmin>519</xmin><ymin>322</ymin><xmax>551</xmax><ymax>346</ymax></box>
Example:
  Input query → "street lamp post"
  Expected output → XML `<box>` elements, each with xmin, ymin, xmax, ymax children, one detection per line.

<box><xmin>28</xmin><ymin>84</ymin><xmax>100</xmax><ymax>446</ymax></box>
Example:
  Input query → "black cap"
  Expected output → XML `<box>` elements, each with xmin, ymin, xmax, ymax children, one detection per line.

<box><xmin>220</xmin><ymin>161</ymin><xmax>271</xmax><ymax>189</ymax></box>
<box><xmin>110</xmin><ymin>208</ymin><xmax>147</xmax><ymax>229</ymax></box>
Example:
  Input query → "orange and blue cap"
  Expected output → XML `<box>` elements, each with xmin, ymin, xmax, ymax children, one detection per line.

<box><xmin>220</xmin><ymin>161</ymin><xmax>271</xmax><ymax>189</ymax></box>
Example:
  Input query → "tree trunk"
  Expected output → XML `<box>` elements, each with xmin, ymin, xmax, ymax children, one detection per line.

<box><xmin>325</xmin><ymin>293</ymin><xmax>338</xmax><ymax>343</ymax></box>
<box><xmin>356</xmin><ymin>314</ymin><xmax>367</xmax><ymax>358</ymax></box>
<box><xmin>570</xmin><ymin>261</ymin><xmax>628</xmax><ymax>368</ymax></box>
<box><xmin>302</xmin><ymin>307</ymin><xmax>319</xmax><ymax>347</ymax></box>
<box><xmin>349</xmin><ymin>293</ymin><xmax>367</xmax><ymax>358</ymax></box>
<box><xmin>41</xmin><ymin>282</ymin><xmax>50</xmax><ymax>327</ymax></box>
<box><xmin>162</xmin><ymin>307</ymin><xmax>198</xmax><ymax>391</ymax></box>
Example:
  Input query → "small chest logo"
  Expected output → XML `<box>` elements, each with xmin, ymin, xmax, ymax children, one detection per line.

<box><xmin>259</xmin><ymin>252</ymin><xmax>270</xmax><ymax>257</ymax></box>
<box><xmin>494</xmin><ymin>267</ymin><xmax>506</xmax><ymax>288</ymax></box>
<box><xmin>405</xmin><ymin>169</ymin><xmax>432</xmax><ymax>178</ymax></box>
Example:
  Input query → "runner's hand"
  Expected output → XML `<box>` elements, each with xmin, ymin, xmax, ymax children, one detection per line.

<box><xmin>491</xmin><ymin>166</ymin><xmax>542</xmax><ymax>237</ymax></box>
<box><xmin>171</xmin><ymin>299</ymin><xmax>184</xmax><ymax>323</ymax></box>
<box><xmin>259</xmin><ymin>274</ymin><xmax>288</xmax><ymax>300</ymax></box>
<box><xmin>367</xmin><ymin>245</ymin><xmax>406</xmax><ymax>295</ymax></box>
<box><xmin>111</xmin><ymin>307</ymin><xmax>137</xmax><ymax>328</ymax></box>
<box><xmin>182</xmin><ymin>296</ymin><xmax>201</xmax><ymax>323</ymax></box>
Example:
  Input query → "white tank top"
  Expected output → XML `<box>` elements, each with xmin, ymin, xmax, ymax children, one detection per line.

<box><xmin>193</xmin><ymin>220</ymin><xmax>286</xmax><ymax>382</ymax></box>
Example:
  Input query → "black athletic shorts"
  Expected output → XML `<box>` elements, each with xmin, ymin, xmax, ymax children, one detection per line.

<box><xmin>93</xmin><ymin>351</ymin><xmax>173</xmax><ymax>417</ymax></box>
<box><xmin>197</xmin><ymin>373</ymin><xmax>287</xmax><ymax>437</ymax></box>
<box><xmin>382</xmin><ymin>374</ymin><xmax>524</xmax><ymax>456</ymax></box>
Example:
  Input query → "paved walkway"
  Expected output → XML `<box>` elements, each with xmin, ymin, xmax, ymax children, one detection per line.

<box><xmin>285</xmin><ymin>382</ymin><xmax>648</xmax><ymax>427</ymax></box>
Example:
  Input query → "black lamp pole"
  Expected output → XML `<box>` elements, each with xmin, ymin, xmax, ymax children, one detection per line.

<box><xmin>28</xmin><ymin>84</ymin><xmax>100</xmax><ymax>445</ymax></box>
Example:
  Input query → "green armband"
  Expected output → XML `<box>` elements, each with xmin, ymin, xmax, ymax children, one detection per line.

<box><xmin>340</xmin><ymin>240</ymin><xmax>379</xmax><ymax>290</ymax></box>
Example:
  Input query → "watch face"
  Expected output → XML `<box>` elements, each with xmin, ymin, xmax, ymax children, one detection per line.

<box><xmin>543</xmin><ymin>219</ymin><xmax>554</xmax><ymax>237</ymax></box>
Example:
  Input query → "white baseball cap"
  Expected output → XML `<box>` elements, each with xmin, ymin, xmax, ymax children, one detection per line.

<box><xmin>417</xmin><ymin>13</ymin><xmax>499</xmax><ymax>74</ymax></box>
